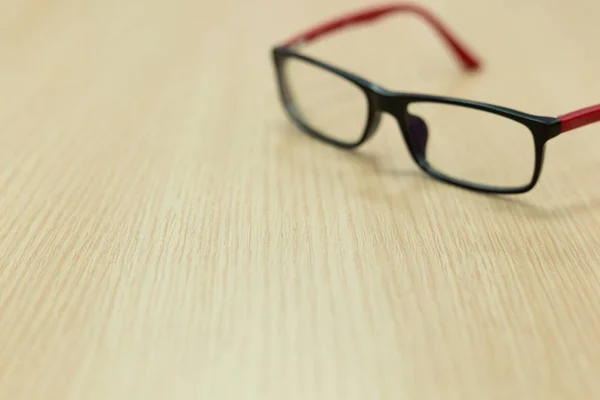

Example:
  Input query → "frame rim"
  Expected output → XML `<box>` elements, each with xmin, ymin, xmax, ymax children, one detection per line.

<box><xmin>272</xmin><ymin>46</ymin><xmax>561</xmax><ymax>194</ymax></box>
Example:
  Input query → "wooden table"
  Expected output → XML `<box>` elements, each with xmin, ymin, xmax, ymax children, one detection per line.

<box><xmin>1</xmin><ymin>0</ymin><xmax>599</xmax><ymax>398</ymax></box>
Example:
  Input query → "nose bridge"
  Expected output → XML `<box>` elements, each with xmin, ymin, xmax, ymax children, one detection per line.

<box><xmin>371</xmin><ymin>90</ymin><xmax>407</xmax><ymax>116</ymax></box>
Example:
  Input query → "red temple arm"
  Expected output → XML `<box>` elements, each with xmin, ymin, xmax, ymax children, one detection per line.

<box><xmin>281</xmin><ymin>3</ymin><xmax>481</xmax><ymax>70</ymax></box>
<box><xmin>558</xmin><ymin>104</ymin><xmax>600</xmax><ymax>133</ymax></box>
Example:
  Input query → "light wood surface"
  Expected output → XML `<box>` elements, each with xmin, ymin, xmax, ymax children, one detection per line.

<box><xmin>1</xmin><ymin>0</ymin><xmax>600</xmax><ymax>399</ymax></box>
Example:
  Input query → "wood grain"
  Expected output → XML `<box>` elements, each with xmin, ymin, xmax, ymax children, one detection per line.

<box><xmin>1</xmin><ymin>0</ymin><xmax>600</xmax><ymax>399</ymax></box>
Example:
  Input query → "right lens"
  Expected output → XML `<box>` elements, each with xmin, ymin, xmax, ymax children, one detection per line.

<box><xmin>407</xmin><ymin>102</ymin><xmax>536</xmax><ymax>189</ymax></box>
<box><xmin>283</xmin><ymin>57</ymin><xmax>369</xmax><ymax>145</ymax></box>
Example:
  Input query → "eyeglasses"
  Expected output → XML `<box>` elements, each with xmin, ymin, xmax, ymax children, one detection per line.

<box><xmin>271</xmin><ymin>3</ymin><xmax>600</xmax><ymax>194</ymax></box>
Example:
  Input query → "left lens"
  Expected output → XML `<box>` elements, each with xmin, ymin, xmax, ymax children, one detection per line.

<box><xmin>283</xmin><ymin>57</ymin><xmax>369</xmax><ymax>145</ymax></box>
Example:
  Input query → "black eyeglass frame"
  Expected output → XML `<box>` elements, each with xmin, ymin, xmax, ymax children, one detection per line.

<box><xmin>271</xmin><ymin>3</ymin><xmax>600</xmax><ymax>195</ymax></box>
<box><xmin>272</xmin><ymin>47</ymin><xmax>561</xmax><ymax>195</ymax></box>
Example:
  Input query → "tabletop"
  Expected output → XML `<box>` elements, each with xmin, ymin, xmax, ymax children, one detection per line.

<box><xmin>1</xmin><ymin>0</ymin><xmax>600</xmax><ymax>399</ymax></box>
